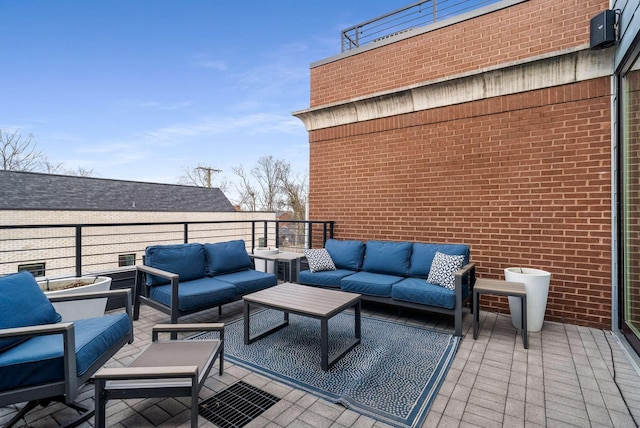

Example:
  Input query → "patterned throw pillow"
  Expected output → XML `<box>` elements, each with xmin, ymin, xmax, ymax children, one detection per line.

<box><xmin>304</xmin><ymin>248</ymin><xmax>337</xmax><ymax>273</ymax></box>
<box><xmin>427</xmin><ymin>251</ymin><xmax>465</xmax><ymax>290</ymax></box>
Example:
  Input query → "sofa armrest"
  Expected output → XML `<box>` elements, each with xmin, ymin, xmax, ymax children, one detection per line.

<box><xmin>136</xmin><ymin>264</ymin><xmax>179</xmax><ymax>282</ymax></box>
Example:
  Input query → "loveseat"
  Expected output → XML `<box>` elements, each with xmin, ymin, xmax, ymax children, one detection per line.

<box><xmin>134</xmin><ymin>240</ymin><xmax>277</xmax><ymax>323</ymax></box>
<box><xmin>299</xmin><ymin>239</ymin><xmax>475</xmax><ymax>336</ymax></box>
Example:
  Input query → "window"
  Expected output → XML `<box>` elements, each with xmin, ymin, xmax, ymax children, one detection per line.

<box><xmin>118</xmin><ymin>254</ymin><xmax>136</xmax><ymax>267</ymax></box>
<box><xmin>18</xmin><ymin>262</ymin><xmax>46</xmax><ymax>277</ymax></box>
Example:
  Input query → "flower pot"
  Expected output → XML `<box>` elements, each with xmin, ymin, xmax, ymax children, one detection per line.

<box><xmin>253</xmin><ymin>247</ymin><xmax>279</xmax><ymax>273</ymax></box>
<box><xmin>504</xmin><ymin>267</ymin><xmax>551</xmax><ymax>332</ymax></box>
<box><xmin>39</xmin><ymin>276</ymin><xmax>112</xmax><ymax>321</ymax></box>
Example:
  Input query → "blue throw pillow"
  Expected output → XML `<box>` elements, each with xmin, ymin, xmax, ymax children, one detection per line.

<box><xmin>204</xmin><ymin>240</ymin><xmax>253</xmax><ymax>276</ymax></box>
<box><xmin>145</xmin><ymin>243</ymin><xmax>207</xmax><ymax>286</ymax></box>
<box><xmin>0</xmin><ymin>271</ymin><xmax>62</xmax><ymax>352</ymax></box>
<box><xmin>324</xmin><ymin>239</ymin><xmax>365</xmax><ymax>270</ymax></box>
<box><xmin>362</xmin><ymin>240</ymin><xmax>412</xmax><ymax>276</ymax></box>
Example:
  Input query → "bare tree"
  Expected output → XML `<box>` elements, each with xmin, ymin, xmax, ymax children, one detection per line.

<box><xmin>178</xmin><ymin>164</ymin><xmax>228</xmax><ymax>192</ymax></box>
<box><xmin>0</xmin><ymin>129</ymin><xmax>47</xmax><ymax>171</ymax></box>
<box><xmin>231</xmin><ymin>164</ymin><xmax>259</xmax><ymax>211</ymax></box>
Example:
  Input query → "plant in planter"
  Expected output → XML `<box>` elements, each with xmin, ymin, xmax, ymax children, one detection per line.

<box><xmin>38</xmin><ymin>276</ymin><xmax>112</xmax><ymax>321</ymax></box>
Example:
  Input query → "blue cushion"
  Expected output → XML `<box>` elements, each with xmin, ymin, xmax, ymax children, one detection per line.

<box><xmin>0</xmin><ymin>271</ymin><xmax>62</xmax><ymax>352</ymax></box>
<box><xmin>145</xmin><ymin>243</ymin><xmax>206</xmax><ymax>286</ymax></box>
<box><xmin>362</xmin><ymin>240</ymin><xmax>412</xmax><ymax>276</ymax></box>
<box><xmin>0</xmin><ymin>312</ymin><xmax>131</xmax><ymax>391</ymax></box>
<box><xmin>299</xmin><ymin>269</ymin><xmax>356</xmax><ymax>288</ymax></box>
<box><xmin>340</xmin><ymin>271</ymin><xmax>403</xmax><ymax>297</ymax></box>
<box><xmin>324</xmin><ymin>239</ymin><xmax>365</xmax><ymax>271</ymax></box>
<box><xmin>149</xmin><ymin>277</ymin><xmax>237</xmax><ymax>312</ymax></box>
<box><xmin>204</xmin><ymin>240</ymin><xmax>253</xmax><ymax>275</ymax></box>
<box><xmin>215</xmin><ymin>269</ymin><xmax>277</xmax><ymax>295</ymax></box>
<box><xmin>391</xmin><ymin>277</ymin><xmax>470</xmax><ymax>309</ymax></box>
<box><xmin>409</xmin><ymin>243</ymin><xmax>470</xmax><ymax>278</ymax></box>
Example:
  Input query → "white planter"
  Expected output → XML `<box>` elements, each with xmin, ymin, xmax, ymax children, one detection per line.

<box><xmin>39</xmin><ymin>276</ymin><xmax>112</xmax><ymax>321</ymax></box>
<box><xmin>253</xmin><ymin>247</ymin><xmax>279</xmax><ymax>274</ymax></box>
<box><xmin>505</xmin><ymin>268</ymin><xmax>551</xmax><ymax>332</ymax></box>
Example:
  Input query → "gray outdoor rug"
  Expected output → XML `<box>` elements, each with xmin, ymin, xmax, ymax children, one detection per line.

<box><xmin>193</xmin><ymin>309</ymin><xmax>459</xmax><ymax>428</ymax></box>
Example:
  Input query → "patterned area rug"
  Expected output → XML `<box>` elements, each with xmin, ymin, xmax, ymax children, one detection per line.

<box><xmin>194</xmin><ymin>309</ymin><xmax>459</xmax><ymax>428</ymax></box>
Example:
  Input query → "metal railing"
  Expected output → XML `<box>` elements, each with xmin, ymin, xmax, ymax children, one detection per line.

<box><xmin>0</xmin><ymin>220</ymin><xmax>334</xmax><ymax>278</ymax></box>
<box><xmin>341</xmin><ymin>0</ymin><xmax>501</xmax><ymax>51</ymax></box>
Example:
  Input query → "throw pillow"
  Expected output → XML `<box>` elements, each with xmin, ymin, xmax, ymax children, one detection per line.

<box><xmin>427</xmin><ymin>252</ymin><xmax>465</xmax><ymax>290</ymax></box>
<box><xmin>304</xmin><ymin>248</ymin><xmax>337</xmax><ymax>273</ymax></box>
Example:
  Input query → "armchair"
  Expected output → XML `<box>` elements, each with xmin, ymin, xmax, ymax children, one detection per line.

<box><xmin>0</xmin><ymin>271</ymin><xmax>133</xmax><ymax>427</ymax></box>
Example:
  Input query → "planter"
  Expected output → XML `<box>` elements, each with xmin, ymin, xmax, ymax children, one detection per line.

<box><xmin>253</xmin><ymin>247</ymin><xmax>279</xmax><ymax>274</ymax></box>
<box><xmin>504</xmin><ymin>267</ymin><xmax>551</xmax><ymax>332</ymax></box>
<box><xmin>39</xmin><ymin>276</ymin><xmax>112</xmax><ymax>321</ymax></box>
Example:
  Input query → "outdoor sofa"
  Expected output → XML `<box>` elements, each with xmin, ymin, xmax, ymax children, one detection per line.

<box><xmin>134</xmin><ymin>240</ymin><xmax>277</xmax><ymax>323</ymax></box>
<box><xmin>299</xmin><ymin>239</ymin><xmax>475</xmax><ymax>336</ymax></box>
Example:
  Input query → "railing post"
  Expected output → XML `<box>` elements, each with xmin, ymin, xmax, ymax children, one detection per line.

<box><xmin>275</xmin><ymin>221</ymin><xmax>280</xmax><ymax>249</ymax></box>
<box><xmin>251</xmin><ymin>221</ymin><xmax>256</xmax><ymax>251</ymax></box>
<box><xmin>307</xmin><ymin>222</ymin><xmax>313</xmax><ymax>249</ymax></box>
<box><xmin>184</xmin><ymin>224</ymin><xmax>188</xmax><ymax>243</ymax></box>
<box><xmin>75</xmin><ymin>226</ymin><xmax>82</xmax><ymax>277</ymax></box>
<box><xmin>263</xmin><ymin>222</ymin><xmax>268</xmax><ymax>247</ymax></box>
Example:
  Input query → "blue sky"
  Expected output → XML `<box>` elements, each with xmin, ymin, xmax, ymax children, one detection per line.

<box><xmin>0</xmin><ymin>0</ymin><xmax>413</xmax><ymax>187</ymax></box>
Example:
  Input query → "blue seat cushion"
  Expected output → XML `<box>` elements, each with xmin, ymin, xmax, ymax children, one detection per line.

<box><xmin>0</xmin><ymin>312</ymin><xmax>131</xmax><ymax>391</ymax></box>
<box><xmin>0</xmin><ymin>271</ymin><xmax>62</xmax><ymax>352</ymax></box>
<box><xmin>145</xmin><ymin>243</ymin><xmax>207</xmax><ymax>286</ymax></box>
<box><xmin>392</xmin><ymin>277</ymin><xmax>470</xmax><ymax>309</ymax></box>
<box><xmin>340</xmin><ymin>271</ymin><xmax>403</xmax><ymax>297</ymax></box>
<box><xmin>204</xmin><ymin>240</ymin><xmax>253</xmax><ymax>276</ymax></box>
<box><xmin>324</xmin><ymin>239</ymin><xmax>365</xmax><ymax>271</ymax></box>
<box><xmin>299</xmin><ymin>269</ymin><xmax>356</xmax><ymax>288</ymax></box>
<box><xmin>215</xmin><ymin>270</ymin><xmax>277</xmax><ymax>295</ymax></box>
<box><xmin>362</xmin><ymin>240</ymin><xmax>412</xmax><ymax>276</ymax></box>
<box><xmin>409</xmin><ymin>243</ymin><xmax>470</xmax><ymax>278</ymax></box>
<box><xmin>149</xmin><ymin>277</ymin><xmax>237</xmax><ymax>312</ymax></box>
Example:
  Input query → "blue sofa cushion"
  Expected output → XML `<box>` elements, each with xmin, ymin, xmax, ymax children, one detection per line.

<box><xmin>215</xmin><ymin>269</ymin><xmax>277</xmax><ymax>295</ymax></box>
<box><xmin>0</xmin><ymin>271</ymin><xmax>62</xmax><ymax>352</ymax></box>
<box><xmin>362</xmin><ymin>240</ymin><xmax>412</xmax><ymax>276</ymax></box>
<box><xmin>340</xmin><ymin>271</ymin><xmax>403</xmax><ymax>297</ymax></box>
<box><xmin>0</xmin><ymin>312</ymin><xmax>131</xmax><ymax>391</ymax></box>
<box><xmin>392</xmin><ymin>277</ymin><xmax>459</xmax><ymax>309</ymax></box>
<box><xmin>204</xmin><ymin>240</ymin><xmax>253</xmax><ymax>275</ymax></box>
<box><xmin>324</xmin><ymin>239</ymin><xmax>365</xmax><ymax>271</ymax></box>
<box><xmin>149</xmin><ymin>277</ymin><xmax>237</xmax><ymax>312</ymax></box>
<box><xmin>299</xmin><ymin>269</ymin><xmax>356</xmax><ymax>288</ymax></box>
<box><xmin>145</xmin><ymin>243</ymin><xmax>206</xmax><ymax>286</ymax></box>
<box><xmin>409</xmin><ymin>243</ymin><xmax>470</xmax><ymax>278</ymax></box>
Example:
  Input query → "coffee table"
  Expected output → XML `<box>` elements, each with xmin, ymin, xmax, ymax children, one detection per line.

<box><xmin>243</xmin><ymin>283</ymin><xmax>361</xmax><ymax>370</ymax></box>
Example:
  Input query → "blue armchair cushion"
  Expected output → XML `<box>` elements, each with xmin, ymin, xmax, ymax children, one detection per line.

<box><xmin>0</xmin><ymin>312</ymin><xmax>131</xmax><ymax>391</ymax></box>
<box><xmin>427</xmin><ymin>252</ymin><xmax>465</xmax><ymax>290</ymax></box>
<box><xmin>362</xmin><ymin>240</ymin><xmax>412</xmax><ymax>276</ymax></box>
<box><xmin>0</xmin><ymin>271</ymin><xmax>61</xmax><ymax>352</ymax></box>
<box><xmin>204</xmin><ymin>240</ymin><xmax>253</xmax><ymax>275</ymax></box>
<box><xmin>324</xmin><ymin>239</ymin><xmax>365</xmax><ymax>271</ymax></box>
<box><xmin>149</xmin><ymin>277</ymin><xmax>237</xmax><ymax>312</ymax></box>
<box><xmin>409</xmin><ymin>243</ymin><xmax>470</xmax><ymax>278</ymax></box>
<box><xmin>145</xmin><ymin>243</ymin><xmax>207</xmax><ymax>286</ymax></box>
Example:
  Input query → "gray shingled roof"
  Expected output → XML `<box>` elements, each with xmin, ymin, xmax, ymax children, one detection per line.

<box><xmin>0</xmin><ymin>170</ymin><xmax>236</xmax><ymax>212</ymax></box>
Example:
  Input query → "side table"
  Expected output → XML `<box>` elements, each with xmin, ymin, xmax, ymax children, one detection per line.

<box><xmin>250</xmin><ymin>250</ymin><xmax>304</xmax><ymax>282</ymax></box>
<box><xmin>94</xmin><ymin>323</ymin><xmax>224</xmax><ymax>428</ymax></box>
<box><xmin>473</xmin><ymin>278</ymin><xmax>528</xmax><ymax>349</ymax></box>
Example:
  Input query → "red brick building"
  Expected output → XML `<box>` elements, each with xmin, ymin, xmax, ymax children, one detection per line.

<box><xmin>294</xmin><ymin>0</ymin><xmax>635</xmax><ymax>339</ymax></box>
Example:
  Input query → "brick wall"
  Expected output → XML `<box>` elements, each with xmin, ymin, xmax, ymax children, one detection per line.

<box><xmin>310</xmin><ymin>0</ymin><xmax>609</xmax><ymax>107</ymax></box>
<box><xmin>307</xmin><ymin>77</ymin><xmax>612</xmax><ymax>328</ymax></box>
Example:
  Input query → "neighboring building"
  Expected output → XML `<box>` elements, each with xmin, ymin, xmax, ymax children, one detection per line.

<box><xmin>0</xmin><ymin>170</ymin><xmax>275</xmax><ymax>276</ymax></box>
<box><xmin>294</xmin><ymin>0</ymin><xmax>640</xmax><ymax>355</ymax></box>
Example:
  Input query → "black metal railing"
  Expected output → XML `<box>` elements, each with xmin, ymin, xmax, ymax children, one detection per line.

<box><xmin>0</xmin><ymin>220</ymin><xmax>334</xmax><ymax>278</ymax></box>
<box><xmin>341</xmin><ymin>0</ymin><xmax>501</xmax><ymax>51</ymax></box>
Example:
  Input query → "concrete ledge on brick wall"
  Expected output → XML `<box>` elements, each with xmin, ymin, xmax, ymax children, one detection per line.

<box><xmin>293</xmin><ymin>47</ymin><xmax>614</xmax><ymax>131</ymax></box>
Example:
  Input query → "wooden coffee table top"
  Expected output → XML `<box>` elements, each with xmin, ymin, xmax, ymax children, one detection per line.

<box><xmin>243</xmin><ymin>283</ymin><xmax>361</xmax><ymax>318</ymax></box>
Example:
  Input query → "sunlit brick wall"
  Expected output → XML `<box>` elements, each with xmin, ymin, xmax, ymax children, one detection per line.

<box><xmin>307</xmin><ymin>77</ymin><xmax>612</xmax><ymax>328</ymax></box>
<box><xmin>310</xmin><ymin>0</ymin><xmax>608</xmax><ymax>107</ymax></box>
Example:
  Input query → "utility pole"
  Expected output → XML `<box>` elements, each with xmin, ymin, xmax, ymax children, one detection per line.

<box><xmin>195</xmin><ymin>166</ymin><xmax>221</xmax><ymax>188</ymax></box>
